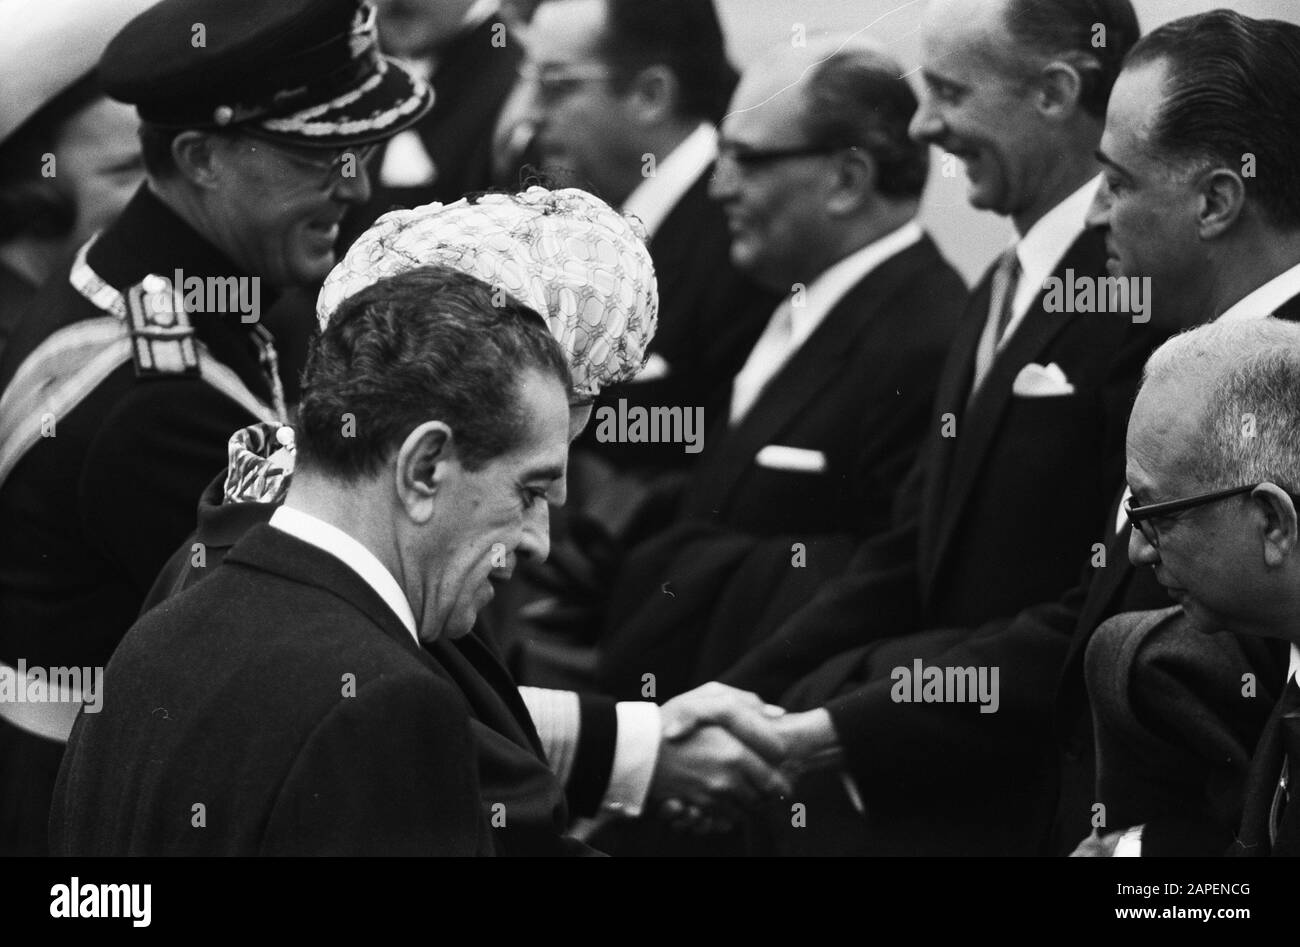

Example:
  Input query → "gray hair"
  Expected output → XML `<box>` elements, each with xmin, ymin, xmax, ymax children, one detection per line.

<box><xmin>1142</xmin><ymin>318</ymin><xmax>1300</xmax><ymax>494</ymax></box>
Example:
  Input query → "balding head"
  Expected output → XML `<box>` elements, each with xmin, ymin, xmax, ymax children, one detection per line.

<box><xmin>1125</xmin><ymin>318</ymin><xmax>1300</xmax><ymax>637</ymax></box>
<box><xmin>712</xmin><ymin>38</ymin><xmax>927</xmax><ymax>288</ymax></box>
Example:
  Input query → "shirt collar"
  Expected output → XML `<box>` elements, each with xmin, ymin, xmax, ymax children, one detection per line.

<box><xmin>269</xmin><ymin>505</ymin><xmax>419</xmax><ymax>645</ymax></box>
<box><xmin>1290</xmin><ymin>645</ymin><xmax>1300</xmax><ymax>685</ymax></box>
<box><xmin>1011</xmin><ymin>175</ymin><xmax>1101</xmax><ymax>300</ymax></box>
<box><xmin>786</xmin><ymin>220</ymin><xmax>925</xmax><ymax>345</ymax></box>
<box><xmin>1218</xmin><ymin>260</ymin><xmax>1300</xmax><ymax>322</ymax></box>
<box><xmin>622</xmin><ymin>122</ymin><xmax>718</xmax><ymax>239</ymax></box>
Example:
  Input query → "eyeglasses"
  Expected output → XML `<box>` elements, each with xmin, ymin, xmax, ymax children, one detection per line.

<box><xmin>243</xmin><ymin>136</ymin><xmax>380</xmax><ymax>189</ymax></box>
<box><xmin>517</xmin><ymin>61</ymin><xmax>616</xmax><ymax>105</ymax></box>
<box><xmin>715</xmin><ymin>140</ymin><xmax>853</xmax><ymax>173</ymax></box>
<box><xmin>1125</xmin><ymin>482</ymin><xmax>1290</xmax><ymax>548</ymax></box>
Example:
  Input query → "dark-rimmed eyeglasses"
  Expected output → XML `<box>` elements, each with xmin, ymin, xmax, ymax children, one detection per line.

<box><xmin>716</xmin><ymin>140</ymin><xmax>853</xmax><ymax>172</ymax></box>
<box><xmin>1125</xmin><ymin>483</ymin><xmax>1295</xmax><ymax>548</ymax></box>
<box><xmin>517</xmin><ymin>61</ymin><xmax>616</xmax><ymax>105</ymax></box>
<box><xmin>242</xmin><ymin>136</ymin><xmax>380</xmax><ymax>189</ymax></box>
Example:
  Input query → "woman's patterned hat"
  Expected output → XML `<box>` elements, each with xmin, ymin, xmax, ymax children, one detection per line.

<box><xmin>316</xmin><ymin>186</ymin><xmax>659</xmax><ymax>401</ymax></box>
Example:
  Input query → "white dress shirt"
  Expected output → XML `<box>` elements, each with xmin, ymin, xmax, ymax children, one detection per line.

<box><xmin>729</xmin><ymin>220</ymin><xmax>926</xmax><ymax>424</ymax></box>
<box><xmin>622</xmin><ymin>121</ymin><xmax>718</xmax><ymax>240</ymax></box>
<box><xmin>269</xmin><ymin>505</ymin><xmax>419</xmax><ymax>645</ymax></box>
<box><xmin>972</xmin><ymin>176</ymin><xmax>1101</xmax><ymax>385</ymax></box>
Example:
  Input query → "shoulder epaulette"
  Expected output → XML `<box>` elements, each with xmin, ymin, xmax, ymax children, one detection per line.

<box><xmin>125</xmin><ymin>274</ymin><xmax>200</xmax><ymax>377</ymax></box>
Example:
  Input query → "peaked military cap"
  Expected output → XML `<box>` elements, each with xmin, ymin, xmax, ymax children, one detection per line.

<box><xmin>99</xmin><ymin>0</ymin><xmax>433</xmax><ymax>148</ymax></box>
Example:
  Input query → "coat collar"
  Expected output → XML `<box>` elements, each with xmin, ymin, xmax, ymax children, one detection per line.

<box><xmin>224</xmin><ymin>523</ymin><xmax>434</xmax><ymax>668</ymax></box>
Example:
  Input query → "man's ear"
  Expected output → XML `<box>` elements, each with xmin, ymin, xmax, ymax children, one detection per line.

<box><xmin>825</xmin><ymin>146</ymin><xmax>877</xmax><ymax>217</ymax></box>
<box><xmin>171</xmin><ymin>131</ymin><xmax>227</xmax><ymax>189</ymax></box>
<box><xmin>1253</xmin><ymin>483</ymin><xmax>1298</xmax><ymax>568</ymax></box>
<box><xmin>1197</xmin><ymin>167</ymin><xmax>1247</xmax><ymax>240</ymax></box>
<box><xmin>1036</xmin><ymin>59</ymin><xmax>1086</xmax><ymax>120</ymax></box>
<box><xmin>394</xmin><ymin>420</ymin><xmax>454</xmax><ymax>524</ymax></box>
<box><xmin>627</xmin><ymin>64</ymin><xmax>679</xmax><ymax>124</ymax></box>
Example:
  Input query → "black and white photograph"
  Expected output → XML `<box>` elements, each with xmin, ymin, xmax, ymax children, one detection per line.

<box><xmin>1</xmin><ymin>0</ymin><xmax>1298</xmax><ymax>930</ymax></box>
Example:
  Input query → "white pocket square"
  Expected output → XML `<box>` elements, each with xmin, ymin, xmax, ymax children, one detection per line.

<box><xmin>1012</xmin><ymin>361</ymin><xmax>1075</xmax><ymax>397</ymax></box>
<box><xmin>755</xmin><ymin>445</ymin><xmax>828</xmax><ymax>473</ymax></box>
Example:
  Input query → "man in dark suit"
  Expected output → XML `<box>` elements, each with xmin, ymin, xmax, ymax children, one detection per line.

<box><xmin>0</xmin><ymin>0</ymin><xmax>433</xmax><ymax>856</ymax></box>
<box><xmin>1077</xmin><ymin>319</ymin><xmax>1300</xmax><ymax>859</ymax></box>
<box><xmin>50</xmin><ymin>265</ymin><xmax>580</xmax><ymax>855</ymax></box>
<box><xmin>138</xmin><ymin>187</ymin><xmax>793</xmax><ymax>855</ymax></box>
<box><xmin>594</xmin><ymin>42</ymin><xmax>965</xmax><ymax>702</ymax></box>
<box><xmin>518</xmin><ymin>0</ymin><xmax>775</xmax><ymax>477</ymax></box>
<box><xmin>1057</xmin><ymin>10</ymin><xmax>1300</xmax><ymax>857</ymax></box>
<box><xmin>676</xmin><ymin>0</ymin><xmax>1159</xmax><ymax>855</ymax></box>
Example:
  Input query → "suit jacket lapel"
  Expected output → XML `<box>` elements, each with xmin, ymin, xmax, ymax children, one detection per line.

<box><xmin>919</xmin><ymin>270</ymin><xmax>992</xmax><ymax>566</ymax></box>
<box><xmin>691</xmin><ymin>237</ymin><xmax>943</xmax><ymax>517</ymax></box>
<box><xmin>225</xmin><ymin>524</ymin><xmax>439</xmax><ymax>672</ymax></box>
<box><xmin>434</xmin><ymin>632</ymin><xmax>547</xmax><ymax>761</ymax></box>
<box><xmin>924</xmin><ymin>229</ymin><xmax>1107</xmax><ymax>587</ymax></box>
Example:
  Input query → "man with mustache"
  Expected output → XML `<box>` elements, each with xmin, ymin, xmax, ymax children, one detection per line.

<box><xmin>0</xmin><ymin>0</ymin><xmax>432</xmax><ymax>854</ymax></box>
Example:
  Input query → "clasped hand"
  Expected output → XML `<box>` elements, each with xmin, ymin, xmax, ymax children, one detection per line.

<box><xmin>647</xmin><ymin>682</ymin><xmax>840</xmax><ymax>834</ymax></box>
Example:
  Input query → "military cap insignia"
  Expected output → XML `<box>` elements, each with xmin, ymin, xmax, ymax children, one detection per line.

<box><xmin>125</xmin><ymin>274</ymin><xmax>200</xmax><ymax>377</ymax></box>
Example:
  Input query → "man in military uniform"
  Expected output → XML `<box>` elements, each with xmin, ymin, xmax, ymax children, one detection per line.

<box><xmin>0</xmin><ymin>0</ymin><xmax>432</xmax><ymax>855</ymax></box>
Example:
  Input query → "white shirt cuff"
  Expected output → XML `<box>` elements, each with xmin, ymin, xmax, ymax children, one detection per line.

<box><xmin>600</xmin><ymin>701</ymin><xmax>661</xmax><ymax>818</ymax></box>
<box><xmin>1113</xmin><ymin>824</ymin><xmax>1144</xmax><ymax>857</ymax></box>
<box><xmin>517</xmin><ymin>686</ymin><xmax>581</xmax><ymax>786</ymax></box>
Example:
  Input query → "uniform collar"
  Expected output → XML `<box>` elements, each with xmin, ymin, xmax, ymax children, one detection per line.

<box><xmin>85</xmin><ymin>183</ymin><xmax>282</xmax><ymax>407</ymax></box>
<box><xmin>87</xmin><ymin>184</ymin><xmax>253</xmax><ymax>291</ymax></box>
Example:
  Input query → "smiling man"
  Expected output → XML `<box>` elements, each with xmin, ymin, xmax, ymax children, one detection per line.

<box><xmin>0</xmin><ymin>0</ymin><xmax>431</xmax><ymax>855</ymax></box>
<box><xmin>696</xmin><ymin>0</ymin><xmax>1153</xmax><ymax>857</ymax></box>
<box><xmin>52</xmin><ymin>265</ymin><xmax>572</xmax><ymax>855</ymax></box>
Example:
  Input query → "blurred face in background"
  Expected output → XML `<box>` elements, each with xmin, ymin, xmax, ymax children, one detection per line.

<box><xmin>373</xmin><ymin>0</ymin><xmax>478</xmax><ymax>58</ymax></box>
<box><xmin>518</xmin><ymin>0</ymin><xmax>642</xmax><ymax>205</ymax></box>
<box><xmin>910</xmin><ymin>0</ymin><xmax>1053</xmax><ymax>225</ymax></box>
<box><xmin>55</xmin><ymin>97</ymin><xmax>144</xmax><ymax>248</ymax></box>
<box><xmin>710</xmin><ymin>71</ymin><xmax>836</xmax><ymax>292</ymax></box>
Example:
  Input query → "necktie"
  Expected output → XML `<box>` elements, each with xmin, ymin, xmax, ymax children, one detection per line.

<box><xmin>969</xmin><ymin>248</ymin><xmax>1022</xmax><ymax>398</ymax></box>
<box><xmin>730</xmin><ymin>298</ymin><xmax>795</xmax><ymax>424</ymax></box>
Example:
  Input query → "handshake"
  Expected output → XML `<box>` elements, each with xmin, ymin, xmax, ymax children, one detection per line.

<box><xmin>646</xmin><ymin>682</ymin><xmax>843</xmax><ymax>834</ymax></box>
